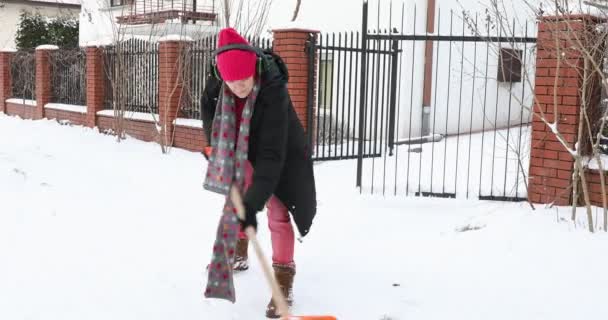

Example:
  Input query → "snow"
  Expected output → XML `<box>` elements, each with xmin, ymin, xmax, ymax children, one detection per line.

<box><xmin>36</xmin><ymin>45</ymin><xmax>59</xmax><ymax>51</ymax></box>
<box><xmin>174</xmin><ymin>118</ymin><xmax>204</xmax><ymax>129</ymax></box>
<box><xmin>83</xmin><ymin>39</ymin><xmax>114</xmax><ymax>48</ymax></box>
<box><xmin>31</xmin><ymin>0</ymin><xmax>81</xmax><ymax>5</ymax></box>
<box><xmin>0</xmin><ymin>48</ymin><xmax>18</xmax><ymax>53</ymax></box>
<box><xmin>6</xmin><ymin>98</ymin><xmax>37</xmax><ymax>106</ymax></box>
<box><xmin>1</xmin><ymin>112</ymin><xmax>608</xmax><ymax>320</ymax></box>
<box><xmin>97</xmin><ymin>110</ymin><xmax>158</xmax><ymax>123</ymax></box>
<box><xmin>395</xmin><ymin>133</ymin><xmax>443</xmax><ymax>145</ymax></box>
<box><xmin>327</xmin><ymin>126</ymin><xmax>531</xmax><ymax>199</ymax></box>
<box><xmin>585</xmin><ymin>154</ymin><xmax>608</xmax><ymax>171</ymax></box>
<box><xmin>159</xmin><ymin>35</ymin><xmax>194</xmax><ymax>42</ymax></box>
<box><xmin>45</xmin><ymin>103</ymin><xmax>87</xmax><ymax>114</ymax></box>
<box><xmin>545</xmin><ymin>122</ymin><xmax>577</xmax><ymax>156</ymax></box>
<box><xmin>271</xmin><ymin>21</ymin><xmax>320</xmax><ymax>33</ymax></box>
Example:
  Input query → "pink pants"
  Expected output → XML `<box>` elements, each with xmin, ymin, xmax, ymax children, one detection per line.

<box><xmin>238</xmin><ymin>161</ymin><xmax>295</xmax><ymax>265</ymax></box>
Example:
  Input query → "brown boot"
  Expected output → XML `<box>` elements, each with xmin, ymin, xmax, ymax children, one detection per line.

<box><xmin>232</xmin><ymin>238</ymin><xmax>249</xmax><ymax>272</ymax></box>
<box><xmin>265</xmin><ymin>263</ymin><xmax>296</xmax><ymax>319</ymax></box>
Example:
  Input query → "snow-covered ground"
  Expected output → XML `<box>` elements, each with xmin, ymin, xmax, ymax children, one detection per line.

<box><xmin>318</xmin><ymin>125</ymin><xmax>531</xmax><ymax>199</ymax></box>
<box><xmin>1</xmin><ymin>113</ymin><xmax>608</xmax><ymax>320</ymax></box>
<box><xmin>358</xmin><ymin>125</ymin><xmax>531</xmax><ymax>199</ymax></box>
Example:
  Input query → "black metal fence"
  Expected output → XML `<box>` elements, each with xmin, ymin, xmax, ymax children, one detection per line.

<box><xmin>11</xmin><ymin>50</ymin><xmax>36</xmax><ymax>100</ymax></box>
<box><xmin>309</xmin><ymin>32</ymin><xmax>394</xmax><ymax>161</ymax></box>
<box><xmin>312</xmin><ymin>1</ymin><xmax>538</xmax><ymax>201</ymax></box>
<box><xmin>103</xmin><ymin>39</ymin><xmax>159</xmax><ymax>114</ymax></box>
<box><xmin>183</xmin><ymin>35</ymin><xmax>272</xmax><ymax>120</ymax></box>
<box><xmin>182</xmin><ymin>36</ymin><xmax>217</xmax><ymax>120</ymax></box>
<box><xmin>51</xmin><ymin>49</ymin><xmax>87</xmax><ymax>106</ymax></box>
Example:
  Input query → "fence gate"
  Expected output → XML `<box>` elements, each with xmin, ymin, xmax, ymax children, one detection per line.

<box><xmin>307</xmin><ymin>30</ymin><xmax>397</xmax><ymax>161</ymax></box>
<box><xmin>314</xmin><ymin>1</ymin><xmax>538</xmax><ymax>201</ymax></box>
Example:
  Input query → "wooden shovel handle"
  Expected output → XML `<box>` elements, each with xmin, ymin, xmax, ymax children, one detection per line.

<box><xmin>230</xmin><ymin>186</ymin><xmax>291</xmax><ymax>318</ymax></box>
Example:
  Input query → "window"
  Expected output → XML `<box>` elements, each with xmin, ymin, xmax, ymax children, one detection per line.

<box><xmin>110</xmin><ymin>0</ymin><xmax>129</xmax><ymax>7</ymax></box>
<box><xmin>497</xmin><ymin>48</ymin><xmax>522</xmax><ymax>83</ymax></box>
<box><xmin>319</xmin><ymin>52</ymin><xmax>334</xmax><ymax>111</ymax></box>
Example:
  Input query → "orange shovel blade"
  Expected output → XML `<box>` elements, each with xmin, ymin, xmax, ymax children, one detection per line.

<box><xmin>286</xmin><ymin>316</ymin><xmax>337</xmax><ymax>320</ymax></box>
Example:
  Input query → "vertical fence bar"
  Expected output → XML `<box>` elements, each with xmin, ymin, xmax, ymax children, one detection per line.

<box><xmin>380</xmin><ymin>29</ymin><xmax>389</xmax><ymax>195</ymax></box>
<box><xmin>454</xmin><ymin>18</ymin><xmax>466</xmax><ymax>197</ymax></box>
<box><xmin>353</xmin><ymin>32</ymin><xmax>361</xmax><ymax>158</ymax></box>
<box><xmin>479</xmin><ymin>21</ymin><xmax>491</xmax><ymax>197</ymax></box>
<box><xmin>442</xmin><ymin>10</ymin><xmax>454</xmax><ymax>194</ymax></box>
<box><xmin>430</xmin><ymin>8</ymin><xmax>442</xmax><ymax>194</ymax></box>
<box><xmin>387</xmin><ymin>37</ymin><xmax>399</xmax><ymax>157</ymax></box>
<box><xmin>328</xmin><ymin>33</ymin><xmax>336</xmax><ymax>158</ymax></box>
<box><xmin>503</xmin><ymin>19</ymin><xmax>517</xmax><ymax>198</ymax></box>
<box><xmin>334</xmin><ymin>32</ymin><xmax>342</xmax><ymax>158</ymax></box>
<box><xmin>340</xmin><ymin>32</ymin><xmax>348</xmax><ymax>158</ymax></box>
<box><xmin>346</xmin><ymin>31</ymin><xmax>355</xmax><ymax>158</ymax></box>
<box><xmin>490</xmin><ymin>22</ymin><xmax>502</xmax><ymax>198</ymax></box>
<box><xmin>356</xmin><ymin>0</ymin><xmax>369</xmax><ymax>188</ymax></box>
<box><xmin>371</xmin><ymin>31</ymin><xmax>382</xmax><ymax>193</ymax></box>
<box><xmin>466</xmin><ymin>14</ymin><xmax>479</xmax><ymax>198</ymax></box>
<box><xmin>418</xmin><ymin>10</ymin><xmax>427</xmax><ymax>195</ymax></box>
<box><xmin>406</xmin><ymin>5</ymin><xmax>417</xmax><ymax>196</ymax></box>
<box><xmin>394</xmin><ymin>1</ymin><xmax>405</xmax><ymax>195</ymax></box>
<box><xmin>516</xmin><ymin>22</ymin><xmax>530</xmax><ymax>198</ymax></box>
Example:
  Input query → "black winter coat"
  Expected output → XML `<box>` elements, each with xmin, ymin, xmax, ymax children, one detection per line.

<box><xmin>201</xmin><ymin>54</ymin><xmax>317</xmax><ymax>237</ymax></box>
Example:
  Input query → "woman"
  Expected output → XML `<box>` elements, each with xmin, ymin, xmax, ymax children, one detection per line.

<box><xmin>201</xmin><ymin>27</ymin><xmax>317</xmax><ymax>318</ymax></box>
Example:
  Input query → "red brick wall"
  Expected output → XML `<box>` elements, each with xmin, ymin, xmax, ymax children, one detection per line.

<box><xmin>272</xmin><ymin>29</ymin><xmax>319</xmax><ymax>136</ymax></box>
<box><xmin>85</xmin><ymin>47</ymin><xmax>105</xmax><ymax>128</ymax></box>
<box><xmin>528</xmin><ymin>15</ymin><xmax>604</xmax><ymax>206</ymax></box>
<box><xmin>45</xmin><ymin>109</ymin><xmax>87</xmax><ymax>126</ymax></box>
<box><xmin>35</xmin><ymin>48</ymin><xmax>54</xmax><ymax>120</ymax></box>
<box><xmin>97</xmin><ymin>116</ymin><xmax>159</xmax><ymax>142</ymax></box>
<box><xmin>158</xmin><ymin>40</ymin><xmax>187</xmax><ymax>147</ymax></box>
<box><xmin>586</xmin><ymin>171</ymin><xmax>608</xmax><ymax>206</ymax></box>
<box><xmin>173</xmin><ymin>125</ymin><xmax>208</xmax><ymax>152</ymax></box>
<box><xmin>0</xmin><ymin>51</ymin><xmax>12</xmax><ymax>113</ymax></box>
<box><xmin>6</xmin><ymin>102</ymin><xmax>36</xmax><ymax>119</ymax></box>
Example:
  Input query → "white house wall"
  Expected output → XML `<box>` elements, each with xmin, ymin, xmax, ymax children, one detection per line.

<box><xmin>79</xmin><ymin>0</ymin><xmax>125</xmax><ymax>45</ymax></box>
<box><xmin>428</xmin><ymin>0</ymin><xmax>539</xmax><ymax>137</ymax></box>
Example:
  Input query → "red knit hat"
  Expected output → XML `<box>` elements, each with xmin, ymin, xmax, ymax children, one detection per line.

<box><xmin>216</xmin><ymin>28</ymin><xmax>257</xmax><ymax>81</ymax></box>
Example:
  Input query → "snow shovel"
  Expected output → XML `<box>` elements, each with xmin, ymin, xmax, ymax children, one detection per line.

<box><xmin>230</xmin><ymin>186</ymin><xmax>337</xmax><ymax>320</ymax></box>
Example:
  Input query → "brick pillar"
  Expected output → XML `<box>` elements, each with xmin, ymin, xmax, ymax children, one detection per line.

<box><xmin>159</xmin><ymin>37</ymin><xmax>191</xmax><ymax>147</ymax></box>
<box><xmin>529</xmin><ymin>15</ymin><xmax>605</xmax><ymax>205</ymax></box>
<box><xmin>35</xmin><ymin>45</ymin><xmax>57</xmax><ymax>120</ymax></box>
<box><xmin>0</xmin><ymin>50</ymin><xmax>14</xmax><ymax>113</ymax></box>
<box><xmin>85</xmin><ymin>46</ymin><xmax>105</xmax><ymax>128</ymax></box>
<box><xmin>272</xmin><ymin>28</ymin><xmax>320</xmax><ymax>138</ymax></box>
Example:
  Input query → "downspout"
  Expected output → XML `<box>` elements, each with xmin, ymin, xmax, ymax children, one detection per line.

<box><xmin>421</xmin><ymin>0</ymin><xmax>436</xmax><ymax>136</ymax></box>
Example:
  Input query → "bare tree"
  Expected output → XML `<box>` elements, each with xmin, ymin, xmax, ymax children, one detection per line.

<box><xmin>292</xmin><ymin>0</ymin><xmax>302</xmax><ymax>22</ymax></box>
<box><xmin>219</xmin><ymin>0</ymin><xmax>274</xmax><ymax>37</ymax></box>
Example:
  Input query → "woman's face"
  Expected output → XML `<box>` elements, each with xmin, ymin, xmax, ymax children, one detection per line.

<box><xmin>226</xmin><ymin>76</ymin><xmax>255</xmax><ymax>98</ymax></box>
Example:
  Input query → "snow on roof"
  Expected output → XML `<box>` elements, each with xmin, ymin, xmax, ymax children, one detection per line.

<box><xmin>24</xmin><ymin>0</ymin><xmax>81</xmax><ymax>6</ymax></box>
